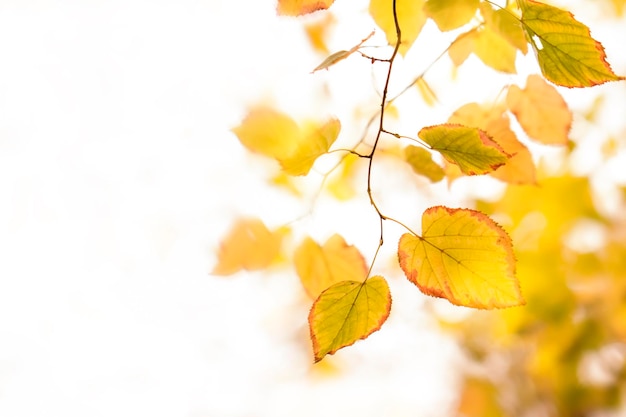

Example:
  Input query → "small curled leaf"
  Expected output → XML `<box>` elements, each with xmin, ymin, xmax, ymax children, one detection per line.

<box><xmin>311</xmin><ymin>31</ymin><xmax>375</xmax><ymax>73</ymax></box>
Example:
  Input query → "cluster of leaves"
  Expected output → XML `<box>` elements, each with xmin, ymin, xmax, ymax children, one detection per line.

<box><xmin>214</xmin><ymin>0</ymin><xmax>624</xmax><ymax>374</ymax></box>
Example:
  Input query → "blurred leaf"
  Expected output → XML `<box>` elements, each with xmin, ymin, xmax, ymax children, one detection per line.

<box><xmin>277</xmin><ymin>0</ymin><xmax>334</xmax><ymax>16</ymax></box>
<box><xmin>232</xmin><ymin>107</ymin><xmax>340</xmax><ymax>176</ymax></box>
<box><xmin>309</xmin><ymin>276</ymin><xmax>391</xmax><ymax>362</ymax></box>
<box><xmin>369</xmin><ymin>0</ymin><xmax>427</xmax><ymax>55</ymax></box>
<box><xmin>472</xmin><ymin>26</ymin><xmax>518</xmax><ymax>73</ymax></box>
<box><xmin>457</xmin><ymin>377</ymin><xmax>506</xmax><ymax>417</ymax></box>
<box><xmin>213</xmin><ymin>218</ymin><xmax>287</xmax><ymax>275</ymax></box>
<box><xmin>270</xmin><ymin>172</ymin><xmax>303</xmax><ymax>196</ymax></box>
<box><xmin>305</xmin><ymin>13</ymin><xmax>336</xmax><ymax>54</ymax></box>
<box><xmin>448</xmin><ymin>102</ymin><xmax>536</xmax><ymax>184</ymax></box>
<box><xmin>398</xmin><ymin>206</ymin><xmax>524</xmax><ymax>309</ymax></box>
<box><xmin>424</xmin><ymin>0</ymin><xmax>479</xmax><ymax>31</ymax></box>
<box><xmin>506</xmin><ymin>74</ymin><xmax>572</xmax><ymax>145</ymax></box>
<box><xmin>280</xmin><ymin>118</ymin><xmax>341</xmax><ymax>175</ymax></box>
<box><xmin>295</xmin><ymin>234</ymin><xmax>368</xmax><ymax>299</ymax></box>
<box><xmin>449</xmin><ymin>29</ymin><xmax>477</xmax><ymax>67</ymax></box>
<box><xmin>418</xmin><ymin>123</ymin><xmax>510</xmax><ymax>175</ymax></box>
<box><xmin>518</xmin><ymin>0</ymin><xmax>625</xmax><ymax>87</ymax></box>
<box><xmin>327</xmin><ymin>153</ymin><xmax>361</xmax><ymax>200</ymax></box>
<box><xmin>415</xmin><ymin>77</ymin><xmax>438</xmax><ymax>106</ymax></box>
<box><xmin>480</xmin><ymin>2</ymin><xmax>528</xmax><ymax>53</ymax></box>
<box><xmin>404</xmin><ymin>145</ymin><xmax>445</xmax><ymax>182</ymax></box>
<box><xmin>231</xmin><ymin>107</ymin><xmax>300</xmax><ymax>160</ymax></box>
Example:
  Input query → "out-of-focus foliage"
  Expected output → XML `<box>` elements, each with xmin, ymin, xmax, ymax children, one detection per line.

<box><xmin>214</xmin><ymin>0</ymin><xmax>626</xmax><ymax>413</ymax></box>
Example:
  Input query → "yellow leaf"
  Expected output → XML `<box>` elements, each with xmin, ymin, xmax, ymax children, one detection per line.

<box><xmin>398</xmin><ymin>206</ymin><xmax>524</xmax><ymax>309</ymax></box>
<box><xmin>212</xmin><ymin>218</ymin><xmax>286</xmax><ymax>276</ymax></box>
<box><xmin>231</xmin><ymin>107</ymin><xmax>300</xmax><ymax>160</ymax></box>
<box><xmin>418</xmin><ymin>123</ymin><xmax>510</xmax><ymax>175</ymax></box>
<box><xmin>270</xmin><ymin>172</ymin><xmax>303</xmax><ymax>196</ymax></box>
<box><xmin>404</xmin><ymin>145</ymin><xmax>445</xmax><ymax>182</ymax></box>
<box><xmin>610</xmin><ymin>0</ymin><xmax>626</xmax><ymax>15</ymax></box>
<box><xmin>457</xmin><ymin>377</ymin><xmax>506</xmax><ymax>416</ymax></box>
<box><xmin>480</xmin><ymin>2</ymin><xmax>527</xmax><ymax>54</ymax></box>
<box><xmin>472</xmin><ymin>26</ymin><xmax>518</xmax><ymax>73</ymax></box>
<box><xmin>424</xmin><ymin>0</ymin><xmax>479</xmax><ymax>31</ymax></box>
<box><xmin>327</xmin><ymin>153</ymin><xmax>361</xmax><ymax>200</ymax></box>
<box><xmin>304</xmin><ymin>13</ymin><xmax>336</xmax><ymax>54</ymax></box>
<box><xmin>448</xmin><ymin>29</ymin><xmax>477</xmax><ymax>67</ymax></box>
<box><xmin>308</xmin><ymin>276</ymin><xmax>391</xmax><ymax>362</ymax></box>
<box><xmin>448</xmin><ymin>102</ymin><xmax>536</xmax><ymax>184</ymax></box>
<box><xmin>518</xmin><ymin>0</ymin><xmax>625</xmax><ymax>87</ymax></box>
<box><xmin>280</xmin><ymin>118</ymin><xmax>341</xmax><ymax>175</ymax></box>
<box><xmin>415</xmin><ymin>77</ymin><xmax>438</xmax><ymax>106</ymax></box>
<box><xmin>232</xmin><ymin>107</ymin><xmax>340</xmax><ymax>176</ymax></box>
<box><xmin>506</xmin><ymin>74</ymin><xmax>572</xmax><ymax>145</ymax></box>
<box><xmin>277</xmin><ymin>0</ymin><xmax>334</xmax><ymax>16</ymax></box>
<box><xmin>369</xmin><ymin>0</ymin><xmax>427</xmax><ymax>56</ymax></box>
<box><xmin>295</xmin><ymin>234</ymin><xmax>368</xmax><ymax>299</ymax></box>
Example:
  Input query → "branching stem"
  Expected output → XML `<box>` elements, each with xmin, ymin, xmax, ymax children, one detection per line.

<box><xmin>363</xmin><ymin>0</ymin><xmax>402</xmax><ymax>278</ymax></box>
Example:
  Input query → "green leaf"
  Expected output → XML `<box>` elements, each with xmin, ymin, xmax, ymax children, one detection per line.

<box><xmin>518</xmin><ymin>0</ymin><xmax>625</xmax><ymax>87</ymax></box>
<box><xmin>404</xmin><ymin>145</ymin><xmax>445</xmax><ymax>182</ymax></box>
<box><xmin>308</xmin><ymin>276</ymin><xmax>391</xmax><ymax>362</ymax></box>
<box><xmin>398</xmin><ymin>206</ymin><xmax>524</xmax><ymax>309</ymax></box>
<box><xmin>418</xmin><ymin>123</ymin><xmax>510</xmax><ymax>175</ymax></box>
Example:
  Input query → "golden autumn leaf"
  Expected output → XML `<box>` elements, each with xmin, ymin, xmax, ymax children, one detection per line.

<box><xmin>277</xmin><ymin>0</ymin><xmax>334</xmax><ymax>16</ymax></box>
<box><xmin>472</xmin><ymin>26</ymin><xmax>518</xmax><ymax>73</ymax></box>
<box><xmin>232</xmin><ymin>107</ymin><xmax>340</xmax><ymax>176</ymax></box>
<box><xmin>518</xmin><ymin>0</ymin><xmax>625</xmax><ymax>87</ymax></box>
<box><xmin>506</xmin><ymin>75</ymin><xmax>572</xmax><ymax>145</ymax></box>
<box><xmin>231</xmin><ymin>107</ymin><xmax>300</xmax><ymax>160</ymax></box>
<box><xmin>294</xmin><ymin>234</ymin><xmax>368</xmax><ymax>299</ymax></box>
<box><xmin>304</xmin><ymin>13</ymin><xmax>336</xmax><ymax>54</ymax></box>
<box><xmin>326</xmin><ymin>153</ymin><xmax>361</xmax><ymax>200</ymax></box>
<box><xmin>448</xmin><ymin>29</ymin><xmax>477</xmax><ymax>67</ymax></box>
<box><xmin>424</xmin><ymin>0</ymin><xmax>479</xmax><ymax>31</ymax></box>
<box><xmin>404</xmin><ymin>145</ymin><xmax>445</xmax><ymax>182</ymax></box>
<box><xmin>418</xmin><ymin>123</ymin><xmax>510</xmax><ymax>175</ymax></box>
<box><xmin>280</xmin><ymin>118</ymin><xmax>341</xmax><ymax>175</ymax></box>
<box><xmin>480</xmin><ymin>3</ymin><xmax>527</xmax><ymax>54</ymax></box>
<box><xmin>398</xmin><ymin>206</ymin><xmax>524</xmax><ymax>309</ymax></box>
<box><xmin>447</xmin><ymin>24</ymin><xmax>518</xmax><ymax>73</ymax></box>
<box><xmin>369</xmin><ymin>0</ymin><xmax>427</xmax><ymax>55</ymax></box>
<box><xmin>309</xmin><ymin>276</ymin><xmax>391</xmax><ymax>362</ymax></box>
<box><xmin>212</xmin><ymin>218</ymin><xmax>287</xmax><ymax>276</ymax></box>
<box><xmin>448</xmin><ymin>102</ymin><xmax>536</xmax><ymax>184</ymax></box>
